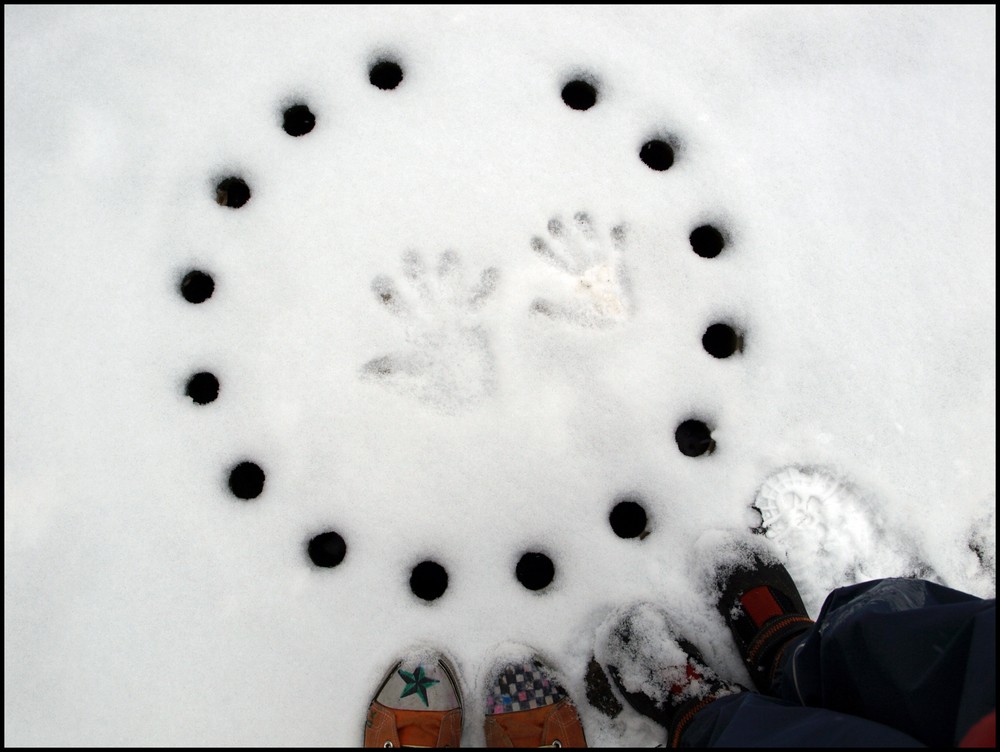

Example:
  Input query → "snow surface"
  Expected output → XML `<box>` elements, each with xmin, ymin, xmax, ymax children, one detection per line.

<box><xmin>4</xmin><ymin>5</ymin><xmax>995</xmax><ymax>746</ymax></box>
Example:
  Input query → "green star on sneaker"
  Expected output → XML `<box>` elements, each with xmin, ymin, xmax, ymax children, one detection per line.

<box><xmin>397</xmin><ymin>665</ymin><xmax>440</xmax><ymax>707</ymax></box>
<box><xmin>364</xmin><ymin>652</ymin><xmax>464</xmax><ymax>747</ymax></box>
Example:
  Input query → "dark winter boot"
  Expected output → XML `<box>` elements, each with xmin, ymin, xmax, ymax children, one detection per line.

<box><xmin>598</xmin><ymin>604</ymin><xmax>744</xmax><ymax>748</ymax></box>
<box><xmin>716</xmin><ymin>548</ymin><xmax>814</xmax><ymax>694</ymax></box>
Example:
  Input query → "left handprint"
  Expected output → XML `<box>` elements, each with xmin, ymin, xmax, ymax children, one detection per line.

<box><xmin>362</xmin><ymin>250</ymin><xmax>500</xmax><ymax>412</ymax></box>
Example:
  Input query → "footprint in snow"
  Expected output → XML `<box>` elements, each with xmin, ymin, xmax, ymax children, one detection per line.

<box><xmin>753</xmin><ymin>466</ymin><xmax>936</xmax><ymax>615</ymax></box>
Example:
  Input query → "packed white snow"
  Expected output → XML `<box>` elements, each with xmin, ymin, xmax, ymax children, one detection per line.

<box><xmin>4</xmin><ymin>5</ymin><xmax>995</xmax><ymax>746</ymax></box>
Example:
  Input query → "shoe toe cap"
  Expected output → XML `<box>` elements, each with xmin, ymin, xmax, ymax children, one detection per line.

<box><xmin>486</xmin><ymin>657</ymin><xmax>568</xmax><ymax>716</ymax></box>
<box><xmin>374</xmin><ymin>653</ymin><xmax>462</xmax><ymax>712</ymax></box>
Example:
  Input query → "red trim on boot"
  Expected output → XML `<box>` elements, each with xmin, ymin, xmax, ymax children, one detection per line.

<box><xmin>669</xmin><ymin>663</ymin><xmax>704</xmax><ymax>696</ymax></box>
<box><xmin>741</xmin><ymin>586</ymin><xmax>784</xmax><ymax>627</ymax></box>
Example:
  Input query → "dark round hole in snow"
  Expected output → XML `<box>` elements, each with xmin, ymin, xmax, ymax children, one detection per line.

<box><xmin>308</xmin><ymin>531</ymin><xmax>347</xmax><ymax>568</ymax></box>
<box><xmin>370</xmin><ymin>60</ymin><xmax>404</xmax><ymax>90</ymax></box>
<box><xmin>609</xmin><ymin>500</ymin><xmax>648</xmax><ymax>539</ymax></box>
<box><xmin>675</xmin><ymin>420</ymin><xmax>715</xmax><ymax>458</ymax></box>
<box><xmin>185</xmin><ymin>371</ymin><xmax>219</xmax><ymax>405</ymax></box>
<box><xmin>228</xmin><ymin>461</ymin><xmax>265</xmax><ymax>500</ymax></box>
<box><xmin>216</xmin><ymin>176</ymin><xmax>251</xmax><ymax>208</ymax></box>
<box><xmin>690</xmin><ymin>225</ymin><xmax>725</xmax><ymax>259</ymax></box>
<box><xmin>703</xmin><ymin>323</ymin><xmax>741</xmax><ymax>359</ymax></box>
<box><xmin>562</xmin><ymin>79</ymin><xmax>597</xmax><ymax>110</ymax></box>
<box><xmin>516</xmin><ymin>552</ymin><xmax>555</xmax><ymax>591</ymax></box>
<box><xmin>282</xmin><ymin>103</ymin><xmax>316</xmax><ymax>136</ymax></box>
<box><xmin>410</xmin><ymin>560</ymin><xmax>448</xmax><ymax>601</ymax></box>
<box><xmin>181</xmin><ymin>270</ymin><xmax>214</xmax><ymax>304</ymax></box>
<box><xmin>640</xmin><ymin>139</ymin><xmax>674</xmax><ymax>171</ymax></box>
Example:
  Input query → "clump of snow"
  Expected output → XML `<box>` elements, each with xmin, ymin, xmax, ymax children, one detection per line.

<box><xmin>596</xmin><ymin>604</ymin><xmax>694</xmax><ymax>702</ymax></box>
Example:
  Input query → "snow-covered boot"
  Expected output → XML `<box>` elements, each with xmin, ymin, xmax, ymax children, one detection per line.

<box><xmin>599</xmin><ymin>604</ymin><xmax>743</xmax><ymax>747</ymax></box>
<box><xmin>715</xmin><ymin>547</ymin><xmax>814</xmax><ymax>694</ymax></box>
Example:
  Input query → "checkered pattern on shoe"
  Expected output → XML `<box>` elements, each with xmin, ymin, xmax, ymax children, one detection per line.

<box><xmin>487</xmin><ymin>662</ymin><xmax>567</xmax><ymax>715</ymax></box>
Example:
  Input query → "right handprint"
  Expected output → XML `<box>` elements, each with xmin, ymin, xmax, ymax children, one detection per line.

<box><xmin>529</xmin><ymin>212</ymin><xmax>631</xmax><ymax>327</ymax></box>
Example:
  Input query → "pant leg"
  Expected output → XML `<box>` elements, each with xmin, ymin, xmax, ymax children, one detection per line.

<box><xmin>682</xmin><ymin>692</ymin><xmax>923</xmax><ymax>747</ymax></box>
<box><xmin>772</xmin><ymin>578</ymin><xmax>995</xmax><ymax>747</ymax></box>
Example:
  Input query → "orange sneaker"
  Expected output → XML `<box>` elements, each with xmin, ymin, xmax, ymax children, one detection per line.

<box><xmin>363</xmin><ymin>649</ymin><xmax>463</xmax><ymax>748</ymax></box>
<box><xmin>483</xmin><ymin>655</ymin><xmax>587</xmax><ymax>747</ymax></box>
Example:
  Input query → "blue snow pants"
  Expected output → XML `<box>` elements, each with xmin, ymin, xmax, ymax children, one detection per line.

<box><xmin>682</xmin><ymin>578</ymin><xmax>996</xmax><ymax>747</ymax></box>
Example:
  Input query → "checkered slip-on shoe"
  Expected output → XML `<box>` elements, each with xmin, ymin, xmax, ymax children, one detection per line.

<box><xmin>364</xmin><ymin>649</ymin><xmax>463</xmax><ymax>747</ymax></box>
<box><xmin>484</xmin><ymin>656</ymin><xmax>587</xmax><ymax>747</ymax></box>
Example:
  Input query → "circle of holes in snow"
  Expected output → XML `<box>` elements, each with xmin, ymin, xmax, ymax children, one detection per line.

<box><xmin>410</xmin><ymin>560</ymin><xmax>448</xmax><ymax>601</ymax></box>
<box><xmin>690</xmin><ymin>224</ymin><xmax>725</xmax><ymax>259</ymax></box>
<box><xmin>516</xmin><ymin>552</ymin><xmax>555</xmax><ymax>591</ymax></box>
<box><xmin>370</xmin><ymin>59</ymin><xmax>404</xmax><ymax>90</ymax></box>
<box><xmin>308</xmin><ymin>531</ymin><xmax>347</xmax><ymax>568</ymax></box>
<box><xmin>675</xmin><ymin>420</ymin><xmax>715</xmax><ymax>458</ymax></box>
<box><xmin>182</xmin><ymin>59</ymin><xmax>744</xmax><ymax>590</ymax></box>
<box><xmin>186</xmin><ymin>371</ymin><xmax>219</xmax><ymax>405</ymax></box>
<box><xmin>181</xmin><ymin>270</ymin><xmax>214</xmax><ymax>304</ymax></box>
<box><xmin>283</xmin><ymin>103</ymin><xmax>316</xmax><ymax>137</ymax></box>
<box><xmin>609</xmin><ymin>498</ymin><xmax>648</xmax><ymax>539</ymax></box>
<box><xmin>562</xmin><ymin>79</ymin><xmax>598</xmax><ymax>111</ymax></box>
<box><xmin>228</xmin><ymin>461</ymin><xmax>266</xmax><ymax>500</ymax></box>
<box><xmin>640</xmin><ymin>139</ymin><xmax>674</xmax><ymax>171</ymax></box>
<box><xmin>216</xmin><ymin>176</ymin><xmax>251</xmax><ymax>208</ymax></box>
<box><xmin>703</xmin><ymin>323</ymin><xmax>742</xmax><ymax>359</ymax></box>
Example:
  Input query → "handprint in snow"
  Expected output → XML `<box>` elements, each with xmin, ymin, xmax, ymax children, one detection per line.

<box><xmin>529</xmin><ymin>212</ymin><xmax>632</xmax><ymax>327</ymax></box>
<box><xmin>362</xmin><ymin>250</ymin><xmax>499</xmax><ymax>412</ymax></box>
